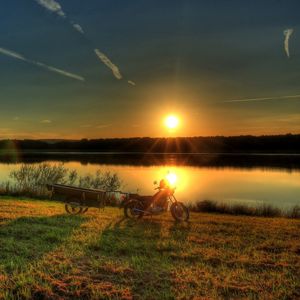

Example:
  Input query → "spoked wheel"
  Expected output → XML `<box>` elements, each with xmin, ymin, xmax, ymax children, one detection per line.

<box><xmin>65</xmin><ymin>202</ymin><xmax>83</xmax><ymax>215</ymax></box>
<box><xmin>124</xmin><ymin>199</ymin><xmax>144</xmax><ymax>219</ymax></box>
<box><xmin>170</xmin><ymin>202</ymin><xmax>190</xmax><ymax>222</ymax></box>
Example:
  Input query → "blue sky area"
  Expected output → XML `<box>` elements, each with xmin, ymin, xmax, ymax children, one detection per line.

<box><xmin>0</xmin><ymin>0</ymin><xmax>300</xmax><ymax>138</ymax></box>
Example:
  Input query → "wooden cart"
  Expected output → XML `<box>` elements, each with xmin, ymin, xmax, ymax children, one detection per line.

<box><xmin>46</xmin><ymin>183</ymin><xmax>117</xmax><ymax>214</ymax></box>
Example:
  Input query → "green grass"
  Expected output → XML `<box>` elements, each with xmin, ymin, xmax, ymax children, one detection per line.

<box><xmin>0</xmin><ymin>197</ymin><xmax>299</xmax><ymax>299</ymax></box>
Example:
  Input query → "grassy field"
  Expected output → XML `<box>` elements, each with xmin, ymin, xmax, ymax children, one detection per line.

<box><xmin>0</xmin><ymin>197</ymin><xmax>299</xmax><ymax>299</ymax></box>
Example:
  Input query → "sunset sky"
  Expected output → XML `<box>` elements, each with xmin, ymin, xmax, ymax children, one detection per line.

<box><xmin>1</xmin><ymin>0</ymin><xmax>300</xmax><ymax>139</ymax></box>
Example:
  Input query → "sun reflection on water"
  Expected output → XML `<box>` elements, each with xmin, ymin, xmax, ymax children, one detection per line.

<box><xmin>166</xmin><ymin>172</ymin><xmax>177</xmax><ymax>186</ymax></box>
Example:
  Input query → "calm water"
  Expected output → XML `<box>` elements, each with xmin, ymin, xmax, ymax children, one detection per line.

<box><xmin>0</xmin><ymin>153</ymin><xmax>300</xmax><ymax>209</ymax></box>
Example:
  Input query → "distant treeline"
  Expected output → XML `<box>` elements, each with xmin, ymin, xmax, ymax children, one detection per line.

<box><xmin>1</xmin><ymin>134</ymin><xmax>300</xmax><ymax>153</ymax></box>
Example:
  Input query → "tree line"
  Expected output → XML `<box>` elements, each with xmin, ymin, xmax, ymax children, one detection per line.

<box><xmin>0</xmin><ymin>134</ymin><xmax>300</xmax><ymax>153</ymax></box>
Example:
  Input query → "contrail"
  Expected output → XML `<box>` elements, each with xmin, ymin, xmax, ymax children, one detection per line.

<box><xmin>0</xmin><ymin>47</ymin><xmax>85</xmax><ymax>81</ymax></box>
<box><xmin>94</xmin><ymin>49</ymin><xmax>122</xmax><ymax>80</ymax></box>
<box><xmin>223</xmin><ymin>94</ymin><xmax>300</xmax><ymax>103</ymax></box>
<box><xmin>34</xmin><ymin>0</ymin><xmax>84</xmax><ymax>34</ymax></box>
<box><xmin>34</xmin><ymin>0</ymin><xmax>135</xmax><ymax>84</ymax></box>
<box><xmin>283</xmin><ymin>28</ymin><xmax>294</xmax><ymax>58</ymax></box>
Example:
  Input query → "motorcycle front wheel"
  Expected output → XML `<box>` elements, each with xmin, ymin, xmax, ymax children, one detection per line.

<box><xmin>170</xmin><ymin>202</ymin><xmax>190</xmax><ymax>222</ymax></box>
<box><xmin>124</xmin><ymin>200</ymin><xmax>144</xmax><ymax>219</ymax></box>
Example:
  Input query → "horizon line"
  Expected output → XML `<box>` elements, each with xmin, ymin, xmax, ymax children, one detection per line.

<box><xmin>1</xmin><ymin>132</ymin><xmax>300</xmax><ymax>141</ymax></box>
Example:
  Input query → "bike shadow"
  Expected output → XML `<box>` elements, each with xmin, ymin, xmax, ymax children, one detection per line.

<box><xmin>0</xmin><ymin>214</ymin><xmax>85</xmax><ymax>273</ymax></box>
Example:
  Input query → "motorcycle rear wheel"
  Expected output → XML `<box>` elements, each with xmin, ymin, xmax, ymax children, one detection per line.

<box><xmin>124</xmin><ymin>200</ymin><xmax>144</xmax><ymax>219</ymax></box>
<box><xmin>170</xmin><ymin>202</ymin><xmax>190</xmax><ymax>221</ymax></box>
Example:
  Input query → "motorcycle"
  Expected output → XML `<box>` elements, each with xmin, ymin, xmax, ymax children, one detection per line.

<box><xmin>122</xmin><ymin>179</ymin><xmax>189</xmax><ymax>221</ymax></box>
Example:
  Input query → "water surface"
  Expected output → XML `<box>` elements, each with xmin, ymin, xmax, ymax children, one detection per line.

<box><xmin>0</xmin><ymin>153</ymin><xmax>299</xmax><ymax>209</ymax></box>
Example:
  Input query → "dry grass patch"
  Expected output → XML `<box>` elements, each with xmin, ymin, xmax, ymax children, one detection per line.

<box><xmin>0</xmin><ymin>197</ymin><xmax>299</xmax><ymax>299</ymax></box>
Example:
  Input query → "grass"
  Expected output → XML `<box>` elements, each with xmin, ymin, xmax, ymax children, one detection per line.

<box><xmin>191</xmin><ymin>200</ymin><xmax>300</xmax><ymax>218</ymax></box>
<box><xmin>0</xmin><ymin>197</ymin><xmax>299</xmax><ymax>299</ymax></box>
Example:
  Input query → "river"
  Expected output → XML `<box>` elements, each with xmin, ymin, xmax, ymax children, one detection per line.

<box><xmin>0</xmin><ymin>152</ymin><xmax>299</xmax><ymax>209</ymax></box>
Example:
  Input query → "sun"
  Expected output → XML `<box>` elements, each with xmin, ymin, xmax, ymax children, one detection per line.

<box><xmin>165</xmin><ymin>115</ymin><xmax>179</xmax><ymax>129</ymax></box>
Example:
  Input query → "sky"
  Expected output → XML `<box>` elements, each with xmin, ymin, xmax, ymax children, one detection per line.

<box><xmin>0</xmin><ymin>0</ymin><xmax>300</xmax><ymax>139</ymax></box>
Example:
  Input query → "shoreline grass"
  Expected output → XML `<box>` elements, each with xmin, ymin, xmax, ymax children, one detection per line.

<box><xmin>0</xmin><ymin>197</ymin><xmax>299</xmax><ymax>299</ymax></box>
<box><xmin>190</xmin><ymin>200</ymin><xmax>300</xmax><ymax>219</ymax></box>
<box><xmin>2</xmin><ymin>192</ymin><xmax>299</xmax><ymax>219</ymax></box>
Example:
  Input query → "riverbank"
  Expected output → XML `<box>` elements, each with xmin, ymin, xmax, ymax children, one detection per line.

<box><xmin>191</xmin><ymin>200</ymin><xmax>300</xmax><ymax>218</ymax></box>
<box><xmin>0</xmin><ymin>197</ymin><xmax>299</xmax><ymax>299</ymax></box>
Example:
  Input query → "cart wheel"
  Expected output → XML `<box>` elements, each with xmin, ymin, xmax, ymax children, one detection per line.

<box><xmin>81</xmin><ymin>207</ymin><xmax>89</xmax><ymax>214</ymax></box>
<box><xmin>65</xmin><ymin>202</ymin><xmax>83</xmax><ymax>215</ymax></box>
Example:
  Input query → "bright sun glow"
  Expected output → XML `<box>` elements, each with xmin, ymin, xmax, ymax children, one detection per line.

<box><xmin>166</xmin><ymin>172</ymin><xmax>177</xmax><ymax>186</ymax></box>
<box><xmin>165</xmin><ymin>115</ymin><xmax>179</xmax><ymax>129</ymax></box>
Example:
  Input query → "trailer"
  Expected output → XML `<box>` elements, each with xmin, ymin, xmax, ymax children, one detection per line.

<box><xmin>46</xmin><ymin>183</ymin><xmax>120</xmax><ymax>214</ymax></box>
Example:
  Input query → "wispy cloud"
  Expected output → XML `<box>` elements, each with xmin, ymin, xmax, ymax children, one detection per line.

<box><xmin>35</xmin><ymin>0</ymin><xmax>65</xmax><ymax>17</ymax></box>
<box><xmin>35</xmin><ymin>0</ymin><xmax>85</xmax><ymax>34</ymax></box>
<box><xmin>0</xmin><ymin>47</ymin><xmax>26</xmax><ymax>61</ymax></box>
<box><xmin>41</xmin><ymin>119</ymin><xmax>52</xmax><ymax>123</ymax></box>
<box><xmin>0</xmin><ymin>47</ymin><xmax>84</xmax><ymax>81</ymax></box>
<box><xmin>283</xmin><ymin>28</ymin><xmax>294</xmax><ymax>58</ymax></box>
<box><xmin>35</xmin><ymin>61</ymin><xmax>84</xmax><ymax>81</ymax></box>
<box><xmin>96</xmin><ymin>124</ymin><xmax>112</xmax><ymax>129</ymax></box>
<box><xmin>94</xmin><ymin>49</ymin><xmax>122</xmax><ymax>80</ymax></box>
<box><xmin>223</xmin><ymin>94</ymin><xmax>300</xmax><ymax>103</ymax></box>
<box><xmin>71</xmin><ymin>22</ymin><xmax>84</xmax><ymax>34</ymax></box>
<box><xmin>34</xmin><ymin>0</ymin><xmax>134</xmax><ymax>84</ymax></box>
<box><xmin>128</xmin><ymin>80</ymin><xmax>136</xmax><ymax>86</ymax></box>
<box><xmin>0</xmin><ymin>128</ymin><xmax>12</xmax><ymax>132</ymax></box>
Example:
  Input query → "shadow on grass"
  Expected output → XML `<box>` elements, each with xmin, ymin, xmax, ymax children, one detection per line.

<box><xmin>0</xmin><ymin>214</ymin><xmax>85</xmax><ymax>273</ymax></box>
<box><xmin>83</xmin><ymin>217</ymin><xmax>191</xmax><ymax>299</ymax></box>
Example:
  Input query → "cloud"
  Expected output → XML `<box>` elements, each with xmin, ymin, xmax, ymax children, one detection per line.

<box><xmin>283</xmin><ymin>28</ymin><xmax>294</xmax><ymax>58</ymax></box>
<box><xmin>35</xmin><ymin>0</ymin><xmax>85</xmax><ymax>35</ymax></box>
<box><xmin>0</xmin><ymin>47</ymin><xmax>26</xmax><ymax>61</ymax></box>
<box><xmin>35</xmin><ymin>61</ymin><xmax>84</xmax><ymax>81</ymax></box>
<box><xmin>128</xmin><ymin>80</ymin><xmax>136</xmax><ymax>86</ymax></box>
<box><xmin>0</xmin><ymin>47</ymin><xmax>85</xmax><ymax>81</ymax></box>
<box><xmin>13</xmin><ymin>116</ymin><xmax>20</xmax><ymax>121</ymax></box>
<box><xmin>34</xmin><ymin>0</ymin><xmax>132</xmax><ymax>83</ymax></box>
<box><xmin>72</xmin><ymin>23</ymin><xmax>84</xmax><ymax>34</ymax></box>
<box><xmin>96</xmin><ymin>124</ymin><xmax>112</xmax><ymax>129</ymax></box>
<box><xmin>223</xmin><ymin>94</ymin><xmax>300</xmax><ymax>103</ymax></box>
<box><xmin>35</xmin><ymin>0</ymin><xmax>65</xmax><ymax>17</ymax></box>
<box><xmin>94</xmin><ymin>49</ymin><xmax>122</xmax><ymax>80</ymax></box>
<box><xmin>41</xmin><ymin>119</ymin><xmax>52</xmax><ymax>123</ymax></box>
<box><xmin>0</xmin><ymin>128</ymin><xmax>12</xmax><ymax>132</ymax></box>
